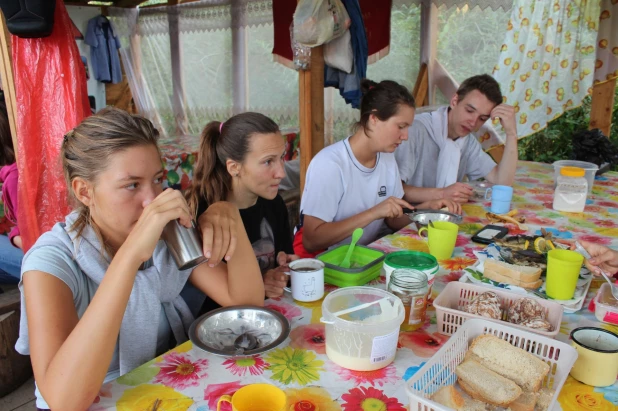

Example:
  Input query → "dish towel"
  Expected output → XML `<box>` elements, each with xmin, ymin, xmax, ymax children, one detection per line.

<box><xmin>415</xmin><ymin>106</ymin><xmax>467</xmax><ymax>188</ymax></box>
<box><xmin>16</xmin><ymin>211</ymin><xmax>194</xmax><ymax>375</ymax></box>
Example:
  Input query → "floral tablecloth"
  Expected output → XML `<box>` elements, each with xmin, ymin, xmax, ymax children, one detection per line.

<box><xmin>91</xmin><ymin>161</ymin><xmax>618</xmax><ymax>411</ymax></box>
<box><xmin>159</xmin><ymin>135</ymin><xmax>200</xmax><ymax>191</ymax></box>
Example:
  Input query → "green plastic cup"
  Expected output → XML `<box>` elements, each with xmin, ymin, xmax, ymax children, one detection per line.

<box><xmin>546</xmin><ymin>249</ymin><xmax>584</xmax><ymax>300</ymax></box>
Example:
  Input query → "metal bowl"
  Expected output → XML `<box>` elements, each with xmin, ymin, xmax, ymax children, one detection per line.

<box><xmin>409</xmin><ymin>209</ymin><xmax>463</xmax><ymax>230</ymax></box>
<box><xmin>189</xmin><ymin>305</ymin><xmax>290</xmax><ymax>357</ymax></box>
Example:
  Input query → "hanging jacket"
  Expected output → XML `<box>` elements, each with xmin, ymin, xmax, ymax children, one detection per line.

<box><xmin>85</xmin><ymin>15</ymin><xmax>122</xmax><ymax>84</ymax></box>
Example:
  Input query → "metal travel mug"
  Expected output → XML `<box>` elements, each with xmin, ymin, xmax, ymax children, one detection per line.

<box><xmin>162</xmin><ymin>220</ymin><xmax>208</xmax><ymax>270</ymax></box>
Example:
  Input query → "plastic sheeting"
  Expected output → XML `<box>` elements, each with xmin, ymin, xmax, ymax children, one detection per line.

<box><xmin>13</xmin><ymin>0</ymin><xmax>91</xmax><ymax>251</ymax></box>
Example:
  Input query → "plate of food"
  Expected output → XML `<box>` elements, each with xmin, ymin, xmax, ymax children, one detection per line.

<box><xmin>460</xmin><ymin>232</ymin><xmax>593</xmax><ymax>313</ymax></box>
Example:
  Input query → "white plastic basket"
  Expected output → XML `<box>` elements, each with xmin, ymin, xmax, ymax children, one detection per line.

<box><xmin>406</xmin><ymin>319</ymin><xmax>577</xmax><ymax>411</ymax></box>
<box><xmin>433</xmin><ymin>282</ymin><xmax>564</xmax><ymax>338</ymax></box>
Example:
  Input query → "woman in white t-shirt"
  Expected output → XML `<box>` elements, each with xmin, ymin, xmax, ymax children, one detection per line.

<box><xmin>16</xmin><ymin>108</ymin><xmax>264</xmax><ymax>410</ymax></box>
<box><xmin>296</xmin><ymin>79</ymin><xmax>460</xmax><ymax>256</ymax></box>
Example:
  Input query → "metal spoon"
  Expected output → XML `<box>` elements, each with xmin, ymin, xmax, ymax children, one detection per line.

<box><xmin>574</xmin><ymin>241</ymin><xmax>618</xmax><ymax>300</ymax></box>
<box><xmin>429</xmin><ymin>219</ymin><xmax>435</xmax><ymax>229</ymax></box>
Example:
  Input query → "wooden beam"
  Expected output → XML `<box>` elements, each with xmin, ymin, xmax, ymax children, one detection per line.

<box><xmin>412</xmin><ymin>63</ymin><xmax>428</xmax><ymax>107</ymax></box>
<box><xmin>589</xmin><ymin>78</ymin><xmax>616</xmax><ymax>137</ymax></box>
<box><xmin>0</xmin><ymin>11</ymin><xmax>19</xmax><ymax>163</ymax></box>
<box><xmin>488</xmin><ymin>144</ymin><xmax>504</xmax><ymax>163</ymax></box>
<box><xmin>420</xmin><ymin>2</ymin><xmax>438</xmax><ymax>104</ymax></box>
<box><xmin>299</xmin><ymin>46</ymin><xmax>325</xmax><ymax>193</ymax></box>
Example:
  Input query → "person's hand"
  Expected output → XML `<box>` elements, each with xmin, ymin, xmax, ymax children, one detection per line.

<box><xmin>263</xmin><ymin>266</ymin><xmax>289</xmax><ymax>298</ymax></box>
<box><xmin>491</xmin><ymin>104</ymin><xmax>517</xmax><ymax>138</ymax></box>
<box><xmin>198</xmin><ymin>201</ymin><xmax>240</xmax><ymax>267</ymax></box>
<box><xmin>12</xmin><ymin>235</ymin><xmax>23</xmax><ymax>250</ymax></box>
<box><xmin>572</xmin><ymin>240</ymin><xmax>618</xmax><ymax>276</ymax></box>
<box><xmin>370</xmin><ymin>196</ymin><xmax>415</xmax><ymax>220</ymax></box>
<box><xmin>124</xmin><ymin>188</ymin><xmax>193</xmax><ymax>263</ymax></box>
<box><xmin>441</xmin><ymin>182</ymin><xmax>473</xmax><ymax>203</ymax></box>
<box><xmin>419</xmin><ymin>199</ymin><xmax>462</xmax><ymax>215</ymax></box>
<box><xmin>277</xmin><ymin>251</ymin><xmax>299</xmax><ymax>268</ymax></box>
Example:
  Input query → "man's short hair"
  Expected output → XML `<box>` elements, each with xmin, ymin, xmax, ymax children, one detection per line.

<box><xmin>456</xmin><ymin>74</ymin><xmax>503</xmax><ymax>106</ymax></box>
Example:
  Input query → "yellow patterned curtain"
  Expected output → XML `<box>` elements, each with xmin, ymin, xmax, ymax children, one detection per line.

<box><xmin>493</xmin><ymin>0</ymin><xmax>601</xmax><ymax>139</ymax></box>
<box><xmin>594</xmin><ymin>0</ymin><xmax>618</xmax><ymax>84</ymax></box>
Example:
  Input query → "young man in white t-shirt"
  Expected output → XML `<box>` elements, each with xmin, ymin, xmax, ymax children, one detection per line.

<box><xmin>395</xmin><ymin>74</ymin><xmax>519</xmax><ymax>204</ymax></box>
<box><xmin>294</xmin><ymin>80</ymin><xmax>460</xmax><ymax>256</ymax></box>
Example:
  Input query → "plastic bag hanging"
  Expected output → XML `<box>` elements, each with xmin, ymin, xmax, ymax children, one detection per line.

<box><xmin>13</xmin><ymin>0</ymin><xmax>91</xmax><ymax>251</ymax></box>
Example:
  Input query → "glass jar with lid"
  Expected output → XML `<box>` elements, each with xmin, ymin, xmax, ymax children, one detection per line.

<box><xmin>387</xmin><ymin>269</ymin><xmax>428</xmax><ymax>331</ymax></box>
<box><xmin>553</xmin><ymin>166</ymin><xmax>588</xmax><ymax>212</ymax></box>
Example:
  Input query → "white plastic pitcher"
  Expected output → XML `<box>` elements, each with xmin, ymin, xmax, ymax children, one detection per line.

<box><xmin>320</xmin><ymin>287</ymin><xmax>404</xmax><ymax>371</ymax></box>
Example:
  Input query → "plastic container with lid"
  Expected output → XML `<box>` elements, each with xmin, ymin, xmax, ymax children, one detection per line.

<box><xmin>382</xmin><ymin>251</ymin><xmax>438</xmax><ymax>292</ymax></box>
<box><xmin>321</xmin><ymin>287</ymin><xmax>404</xmax><ymax>371</ymax></box>
<box><xmin>553</xmin><ymin>166</ymin><xmax>588</xmax><ymax>212</ymax></box>
<box><xmin>553</xmin><ymin>160</ymin><xmax>598</xmax><ymax>194</ymax></box>
<box><xmin>593</xmin><ymin>283</ymin><xmax>618</xmax><ymax>326</ymax></box>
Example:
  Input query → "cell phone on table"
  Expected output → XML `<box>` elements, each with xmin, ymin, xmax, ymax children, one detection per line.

<box><xmin>471</xmin><ymin>225</ymin><xmax>509</xmax><ymax>244</ymax></box>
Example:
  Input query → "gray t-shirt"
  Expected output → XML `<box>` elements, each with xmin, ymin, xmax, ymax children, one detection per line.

<box><xmin>20</xmin><ymin>245</ymin><xmax>172</xmax><ymax>409</ymax></box>
<box><xmin>395</xmin><ymin>116</ymin><xmax>497</xmax><ymax>188</ymax></box>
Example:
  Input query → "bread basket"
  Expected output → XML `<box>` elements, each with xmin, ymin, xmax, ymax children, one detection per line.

<box><xmin>406</xmin><ymin>319</ymin><xmax>577</xmax><ymax>411</ymax></box>
<box><xmin>433</xmin><ymin>282</ymin><xmax>563</xmax><ymax>338</ymax></box>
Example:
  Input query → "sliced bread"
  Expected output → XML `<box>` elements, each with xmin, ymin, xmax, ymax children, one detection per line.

<box><xmin>482</xmin><ymin>268</ymin><xmax>543</xmax><ymax>289</ymax></box>
<box><xmin>484</xmin><ymin>260</ymin><xmax>542</xmax><ymax>283</ymax></box>
<box><xmin>507</xmin><ymin>391</ymin><xmax>539</xmax><ymax>411</ymax></box>
<box><xmin>455</xmin><ymin>359</ymin><xmax>522</xmax><ymax>406</ymax></box>
<box><xmin>467</xmin><ymin>335</ymin><xmax>550</xmax><ymax>392</ymax></box>
<box><xmin>431</xmin><ymin>385</ymin><xmax>465</xmax><ymax>410</ymax></box>
<box><xmin>535</xmin><ymin>387</ymin><xmax>555</xmax><ymax>411</ymax></box>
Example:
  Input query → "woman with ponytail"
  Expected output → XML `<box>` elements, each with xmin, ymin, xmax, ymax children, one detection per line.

<box><xmin>187</xmin><ymin>112</ymin><xmax>297</xmax><ymax>305</ymax></box>
<box><xmin>296</xmin><ymin>79</ymin><xmax>461</xmax><ymax>255</ymax></box>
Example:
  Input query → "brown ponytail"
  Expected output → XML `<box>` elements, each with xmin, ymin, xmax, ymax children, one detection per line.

<box><xmin>187</xmin><ymin>112</ymin><xmax>280</xmax><ymax>217</ymax></box>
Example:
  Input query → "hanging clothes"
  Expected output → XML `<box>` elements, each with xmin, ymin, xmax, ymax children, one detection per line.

<box><xmin>324</xmin><ymin>0</ymin><xmax>368</xmax><ymax>109</ymax></box>
<box><xmin>85</xmin><ymin>15</ymin><xmax>122</xmax><ymax>84</ymax></box>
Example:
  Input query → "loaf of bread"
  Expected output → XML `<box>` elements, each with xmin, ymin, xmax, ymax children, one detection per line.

<box><xmin>508</xmin><ymin>298</ymin><xmax>546</xmax><ymax>324</ymax></box>
<box><xmin>534</xmin><ymin>387</ymin><xmax>555</xmax><ymax>411</ymax></box>
<box><xmin>455</xmin><ymin>359</ymin><xmax>523</xmax><ymax>406</ymax></box>
<box><xmin>467</xmin><ymin>335</ymin><xmax>550</xmax><ymax>392</ymax></box>
<box><xmin>463</xmin><ymin>291</ymin><xmax>502</xmax><ymax>319</ymax></box>
<box><xmin>430</xmin><ymin>385</ymin><xmax>489</xmax><ymax>411</ymax></box>
<box><xmin>507</xmin><ymin>391</ymin><xmax>539</xmax><ymax>411</ymax></box>
<box><xmin>519</xmin><ymin>317</ymin><xmax>553</xmax><ymax>331</ymax></box>
<box><xmin>483</xmin><ymin>260</ymin><xmax>543</xmax><ymax>289</ymax></box>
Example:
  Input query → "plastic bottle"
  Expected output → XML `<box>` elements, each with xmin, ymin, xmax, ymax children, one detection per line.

<box><xmin>553</xmin><ymin>166</ymin><xmax>588</xmax><ymax>212</ymax></box>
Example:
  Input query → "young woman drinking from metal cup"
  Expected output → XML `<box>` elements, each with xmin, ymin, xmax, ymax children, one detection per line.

<box><xmin>16</xmin><ymin>107</ymin><xmax>264</xmax><ymax>411</ymax></box>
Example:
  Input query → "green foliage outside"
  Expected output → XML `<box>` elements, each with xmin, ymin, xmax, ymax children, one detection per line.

<box><xmin>517</xmin><ymin>86</ymin><xmax>618</xmax><ymax>166</ymax></box>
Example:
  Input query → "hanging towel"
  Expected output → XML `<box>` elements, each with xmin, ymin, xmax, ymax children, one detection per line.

<box><xmin>15</xmin><ymin>211</ymin><xmax>194</xmax><ymax>374</ymax></box>
<box><xmin>85</xmin><ymin>15</ymin><xmax>122</xmax><ymax>84</ymax></box>
<box><xmin>324</xmin><ymin>0</ymin><xmax>367</xmax><ymax>109</ymax></box>
<box><xmin>415</xmin><ymin>106</ymin><xmax>467</xmax><ymax>188</ymax></box>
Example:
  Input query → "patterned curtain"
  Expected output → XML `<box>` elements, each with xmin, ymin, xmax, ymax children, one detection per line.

<box><xmin>493</xmin><ymin>0</ymin><xmax>601</xmax><ymax>140</ymax></box>
<box><xmin>594</xmin><ymin>0</ymin><xmax>618</xmax><ymax>84</ymax></box>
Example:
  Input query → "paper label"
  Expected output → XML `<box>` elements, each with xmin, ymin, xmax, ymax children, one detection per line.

<box><xmin>370</xmin><ymin>329</ymin><xmax>399</xmax><ymax>364</ymax></box>
<box><xmin>478</xmin><ymin>228</ymin><xmax>501</xmax><ymax>240</ymax></box>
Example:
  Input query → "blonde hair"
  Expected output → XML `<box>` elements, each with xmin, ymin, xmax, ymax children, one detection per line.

<box><xmin>61</xmin><ymin>107</ymin><xmax>161</xmax><ymax>255</ymax></box>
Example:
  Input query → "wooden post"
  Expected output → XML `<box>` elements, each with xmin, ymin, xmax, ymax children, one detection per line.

<box><xmin>420</xmin><ymin>2</ymin><xmax>438</xmax><ymax>105</ymax></box>
<box><xmin>299</xmin><ymin>46</ymin><xmax>325</xmax><ymax>193</ymax></box>
<box><xmin>412</xmin><ymin>63</ymin><xmax>429</xmax><ymax>107</ymax></box>
<box><xmin>0</xmin><ymin>11</ymin><xmax>20</xmax><ymax>162</ymax></box>
<box><xmin>589</xmin><ymin>78</ymin><xmax>616</xmax><ymax>137</ymax></box>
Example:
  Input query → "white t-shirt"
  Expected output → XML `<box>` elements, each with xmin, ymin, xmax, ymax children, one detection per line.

<box><xmin>300</xmin><ymin>137</ymin><xmax>405</xmax><ymax>247</ymax></box>
<box><xmin>395</xmin><ymin>111</ymin><xmax>497</xmax><ymax>188</ymax></box>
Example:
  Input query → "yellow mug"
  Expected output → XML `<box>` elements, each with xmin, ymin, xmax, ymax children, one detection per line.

<box><xmin>570</xmin><ymin>327</ymin><xmax>618</xmax><ymax>387</ymax></box>
<box><xmin>418</xmin><ymin>221</ymin><xmax>459</xmax><ymax>260</ymax></box>
<box><xmin>217</xmin><ymin>383</ymin><xmax>287</xmax><ymax>411</ymax></box>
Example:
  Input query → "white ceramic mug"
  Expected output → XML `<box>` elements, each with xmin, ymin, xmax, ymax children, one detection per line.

<box><xmin>283</xmin><ymin>258</ymin><xmax>325</xmax><ymax>302</ymax></box>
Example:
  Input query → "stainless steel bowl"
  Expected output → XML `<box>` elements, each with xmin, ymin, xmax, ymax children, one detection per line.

<box><xmin>189</xmin><ymin>305</ymin><xmax>290</xmax><ymax>357</ymax></box>
<box><xmin>406</xmin><ymin>209</ymin><xmax>463</xmax><ymax>230</ymax></box>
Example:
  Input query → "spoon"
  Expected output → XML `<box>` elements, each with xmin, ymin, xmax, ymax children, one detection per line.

<box><xmin>429</xmin><ymin>219</ymin><xmax>435</xmax><ymax>229</ymax></box>
<box><xmin>340</xmin><ymin>228</ymin><xmax>363</xmax><ymax>269</ymax></box>
<box><xmin>574</xmin><ymin>241</ymin><xmax>618</xmax><ymax>300</ymax></box>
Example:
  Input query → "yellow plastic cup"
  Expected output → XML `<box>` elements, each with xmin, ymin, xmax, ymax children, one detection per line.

<box><xmin>217</xmin><ymin>383</ymin><xmax>287</xmax><ymax>411</ymax></box>
<box><xmin>546</xmin><ymin>249</ymin><xmax>584</xmax><ymax>300</ymax></box>
<box><xmin>418</xmin><ymin>221</ymin><xmax>459</xmax><ymax>260</ymax></box>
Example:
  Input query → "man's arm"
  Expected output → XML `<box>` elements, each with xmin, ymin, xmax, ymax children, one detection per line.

<box><xmin>484</xmin><ymin>104</ymin><xmax>518</xmax><ymax>185</ymax></box>
<box><xmin>403</xmin><ymin>182</ymin><xmax>474</xmax><ymax>204</ymax></box>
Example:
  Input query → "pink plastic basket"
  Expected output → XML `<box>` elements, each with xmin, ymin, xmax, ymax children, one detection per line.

<box><xmin>433</xmin><ymin>282</ymin><xmax>563</xmax><ymax>338</ymax></box>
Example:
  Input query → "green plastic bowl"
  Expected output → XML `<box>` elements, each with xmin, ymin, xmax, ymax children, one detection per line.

<box><xmin>316</xmin><ymin>245</ymin><xmax>386</xmax><ymax>288</ymax></box>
